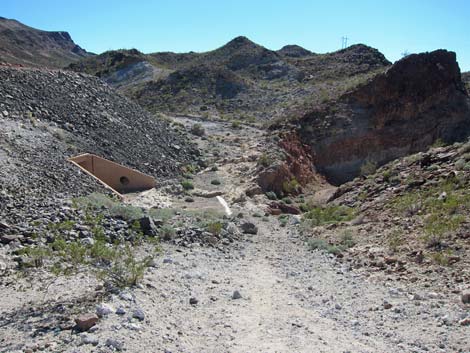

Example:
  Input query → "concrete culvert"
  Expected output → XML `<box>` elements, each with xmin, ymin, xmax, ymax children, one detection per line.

<box><xmin>68</xmin><ymin>153</ymin><xmax>156</xmax><ymax>197</ymax></box>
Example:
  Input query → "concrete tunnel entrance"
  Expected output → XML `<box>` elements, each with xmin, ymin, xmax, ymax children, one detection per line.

<box><xmin>68</xmin><ymin>153</ymin><xmax>156</xmax><ymax>197</ymax></box>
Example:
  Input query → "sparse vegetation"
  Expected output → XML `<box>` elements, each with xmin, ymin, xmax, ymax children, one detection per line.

<box><xmin>360</xmin><ymin>160</ymin><xmax>377</xmax><ymax>176</ymax></box>
<box><xmin>190</xmin><ymin>123</ymin><xmax>205</xmax><ymax>136</ymax></box>
<box><xmin>266</xmin><ymin>191</ymin><xmax>277</xmax><ymax>200</ymax></box>
<box><xmin>303</xmin><ymin>205</ymin><xmax>356</xmax><ymax>227</ymax></box>
<box><xmin>181</xmin><ymin>180</ymin><xmax>195</xmax><ymax>190</ymax></box>
<box><xmin>282</xmin><ymin>178</ymin><xmax>300</xmax><ymax>195</ymax></box>
<box><xmin>257</xmin><ymin>153</ymin><xmax>273</xmax><ymax>168</ymax></box>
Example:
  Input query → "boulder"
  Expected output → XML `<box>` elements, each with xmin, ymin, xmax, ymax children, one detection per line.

<box><xmin>75</xmin><ymin>313</ymin><xmax>99</xmax><ymax>331</ymax></box>
<box><xmin>240</xmin><ymin>221</ymin><xmax>258</xmax><ymax>235</ymax></box>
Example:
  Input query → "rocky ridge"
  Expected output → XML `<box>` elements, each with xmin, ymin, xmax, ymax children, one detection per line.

<box><xmin>69</xmin><ymin>38</ymin><xmax>391</xmax><ymax>121</ymax></box>
<box><xmin>0</xmin><ymin>17</ymin><xmax>91</xmax><ymax>68</ymax></box>
<box><xmin>297</xmin><ymin>49</ymin><xmax>470</xmax><ymax>184</ymax></box>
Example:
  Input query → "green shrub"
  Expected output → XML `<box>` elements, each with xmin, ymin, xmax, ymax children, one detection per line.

<box><xmin>159</xmin><ymin>224</ymin><xmax>176</xmax><ymax>241</ymax></box>
<box><xmin>360</xmin><ymin>160</ymin><xmax>377</xmax><ymax>176</ymax></box>
<box><xmin>339</xmin><ymin>229</ymin><xmax>356</xmax><ymax>249</ymax></box>
<box><xmin>190</xmin><ymin>123</ymin><xmax>205</xmax><ymax>136</ymax></box>
<box><xmin>431</xmin><ymin>138</ymin><xmax>445</xmax><ymax>148</ymax></box>
<box><xmin>231</xmin><ymin>120</ymin><xmax>241</xmax><ymax>129</ymax></box>
<box><xmin>181</xmin><ymin>180</ymin><xmax>194</xmax><ymax>190</ymax></box>
<box><xmin>100</xmin><ymin>245</ymin><xmax>153</xmax><ymax>288</ymax></box>
<box><xmin>211</xmin><ymin>179</ymin><xmax>221</xmax><ymax>185</ymax></box>
<box><xmin>257</xmin><ymin>153</ymin><xmax>273</xmax><ymax>168</ymax></box>
<box><xmin>266</xmin><ymin>191</ymin><xmax>277</xmax><ymax>200</ymax></box>
<box><xmin>307</xmin><ymin>238</ymin><xmax>328</xmax><ymax>251</ymax></box>
<box><xmin>304</xmin><ymin>205</ymin><xmax>356</xmax><ymax>227</ymax></box>
<box><xmin>279</xmin><ymin>215</ymin><xmax>289</xmax><ymax>227</ymax></box>
<box><xmin>282</xmin><ymin>178</ymin><xmax>300</xmax><ymax>195</ymax></box>
<box><xmin>206</xmin><ymin>221</ymin><xmax>223</xmax><ymax>236</ymax></box>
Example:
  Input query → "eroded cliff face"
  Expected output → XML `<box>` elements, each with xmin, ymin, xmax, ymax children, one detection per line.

<box><xmin>298</xmin><ymin>50</ymin><xmax>470</xmax><ymax>185</ymax></box>
<box><xmin>257</xmin><ymin>132</ymin><xmax>325</xmax><ymax>196</ymax></box>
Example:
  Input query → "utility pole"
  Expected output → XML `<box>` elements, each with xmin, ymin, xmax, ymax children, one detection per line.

<box><xmin>341</xmin><ymin>36</ymin><xmax>349</xmax><ymax>49</ymax></box>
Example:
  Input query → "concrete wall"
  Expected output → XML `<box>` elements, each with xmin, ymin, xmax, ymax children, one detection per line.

<box><xmin>68</xmin><ymin>153</ymin><xmax>156</xmax><ymax>196</ymax></box>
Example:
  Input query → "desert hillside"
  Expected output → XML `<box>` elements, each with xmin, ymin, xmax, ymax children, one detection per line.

<box><xmin>0</xmin><ymin>17</ymin><xmax>91</xmax><ymax>68</ymax></box>
<box><xmin>0</xmin><ymin>15</ymin><xmax>469</xmax><ymax>353</ymax></box>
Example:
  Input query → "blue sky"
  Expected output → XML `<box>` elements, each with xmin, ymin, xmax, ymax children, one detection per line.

<box><xmin>2</xmin><ymin>0</ymin><xmax>469</xmax><ymax>71</ymax></box>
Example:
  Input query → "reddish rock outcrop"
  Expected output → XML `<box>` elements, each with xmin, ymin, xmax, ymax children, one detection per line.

<box><xmin>298</xmin><ymin>49</ymin><xmax>470</xmax><ymax>185</ymax></box>
<box><xmin>257</xmin><ymin>132</ymin><xmax>325</xmax><ymax>196</ymax></box>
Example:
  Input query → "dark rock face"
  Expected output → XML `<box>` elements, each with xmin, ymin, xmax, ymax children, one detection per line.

<box><xmin>298</xmin><ymin>50</ymin><xmax>470</xmax><ymax>185</ymax></box>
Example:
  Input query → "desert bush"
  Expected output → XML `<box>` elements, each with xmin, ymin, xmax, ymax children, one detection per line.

<box><xmin>266</xmin><ymin>191</ymin><xmax>277</xmax><ymax>200</ymax></box>
<box><xmin>304</xmin><ymin>205</ymin><xmax>356</xmax><ymax>227</ymax></box>
<box><xmin>231</xmin><ymin>120</ymin><xmax>241</xmax><ymax>129</ymax></box>
<box><xmin>159</xmin><ymin>224</ymin><xmax>176</xmax><ymax>241</ymax></box>
<box><xmin>181</xmin><ymin>180</ymin><xmax>194</xmax><ymax>190</ymax></box>
<box><xmin>206</xmin><ymin>221</ymin><xmax>223</xmax><ymax>236</ymax></box>
<box><xmin>190</xmin><ymin>123</ymin><xmax>205</xmax><ymax>136</ymax></box>
<box><xmin>101</xmin><ymin>245</ymin><xmax>153</xmax><ymax>288</ymax></box>
<box><xmin>211</xmin><ymin>179</ymin><xmax>221</xmax><ymax>185</ymax></box>
<box><xmin>282</xmin><ymin>178</ymin><xmax>300</xmax><ymax>195</ymax></box>
<box><xmin>359</xmin><ymin>160</ymin><xmax>377</xmax><ymax>176</ymax></box>
<box><xmin>257</xmin><ymin>153</ymin><xmax>273</xmax><ymax>168</ymax></box>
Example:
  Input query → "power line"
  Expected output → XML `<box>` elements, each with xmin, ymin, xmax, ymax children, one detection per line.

<box><xmin>341</xmin><ymin>36</ymin><xmax>349</xmax><ymax>49</ymax></box>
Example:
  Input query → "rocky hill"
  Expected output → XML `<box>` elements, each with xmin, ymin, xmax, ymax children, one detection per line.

<box><xmin>0</xmin><ymin>65</ymin><xmax>196</xmax><ymax>226</ymax></box>
<box><xmin>69</xmin><ymin>37</ymin><xmax>391</xmax><ymax>121</ymax></box>
<box><xmin>0</xmin><ymin>17</ymin><xmax>91</xmax><ymax>68</ymax></box>
<box><xmin>316</xmin><ymin>140</ymin><xmax>470</xmax><ymax>290</ymax></box>
<box><xmin>296</xmin><ymin>50</ymin><xmax>470</xmax><ymax>185</ymax></box>
<box><xmin>276</xmin><ymin>44</ymin><xmax>313</xmax><ymax>58</ymax></box>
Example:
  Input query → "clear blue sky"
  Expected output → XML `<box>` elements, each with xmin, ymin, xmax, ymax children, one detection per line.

<box><xmin>2</xmin><ymin>0</ymin><xmax>469</xmax><ymax>71</ymax></box>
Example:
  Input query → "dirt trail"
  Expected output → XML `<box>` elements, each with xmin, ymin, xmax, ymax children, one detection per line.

<box><xmin>0</xmin><ymin>117</ymin><xmax>467</xmax><ymax>353</ymax></box>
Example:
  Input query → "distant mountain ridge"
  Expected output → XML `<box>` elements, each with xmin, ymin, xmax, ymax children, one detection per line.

<box><xmin>69</xmin><ymin>36</ymin><xmax>391</xmax><ymax>121</ymax></box>
<box><xmin>0</xmin><ymin>17</ymin><xmax>91</xmax><ymax>68</ymax></box>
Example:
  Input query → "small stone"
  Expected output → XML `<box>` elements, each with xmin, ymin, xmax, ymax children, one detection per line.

<box><xmin>335</xmin><ymin>303</ymin><xmax>342</xmax><ymax>310</ymax></box>
<box><xmin>105</xmin><ymin>338</ymin><xmax>124</xmax><ymax>351</ymax></box>
<box><xmin>132</xmin><ymin>308</ymin><xmax>145</xmax><ymax>321</ymax></box>
<box><xmin>384</xmin><ymin>257</ymin><xmax>398</xmax><ymax>265</ymax></box>
<box><xmin>232</xmin><ymin>290</ymin><xmax>242</xmax><ymax>300</ymax></box>
<box><xmin>75</xmin><ymin>313</ymin><xmax>99</xmax><ymax>332</ymax></box>
<box><xmin>0</xmin><ymin>234</ymin><xmax>22</xmax><ymax>244</ymax></box>
<box><xmin>163</xmin><ymin>258</ymin><xmax>173</xmax><ymax>264</ymax></box>
<box><xmin>383</xmin><ymin>301</ymin><xmax>393</xmax><ymax>310</ymax></box>
<box><xmin>461</xmin><ymin>292</ymin><xmax>470</xmax><ymax>304</ymax></box>
<box><xmin>139</xmin><ymin>216</ymin><xmax>161</xmax><ymax>236</ymax></box>
<box><xmin>116</xmin><ymin>307</ymin><xmax>126</xmax><ymax>315</ymax></box>
<box><xmin>119</xmin><ymin>291</ymin><xmax>134</xmax><ymax>302</ymax></box>
<box><xmin>81</xmin><ymin>334</ymin><xmax>99</xmax><ymax>346</ymax></box>
<box><xmin>96</xmin><ymin>303</ymin><xmax>114</xmax><ymax>317</ymax></box>
<box><xmin>240</xmin><ymin>221</ymin><xmax>258</xmax><ymax>235</ymax></box>
<box><xmin>438</xmin><ymin>191</ymin><xmax>447</xmax><ymax>201</ymax></box>
<box><xmin>126</xmin><ymin>322</ymin><xmax>141</xmax><ymax>331</ymax></box>
<box><xmin>189</xmin><ymin>297</ymin><xmax>198</xmax><ymax>305</ymax></box>
<box><xmin>459</xmin><ymin>317</ymin><xmax>470</xmax><ymax>326</ymax></box>
<box><xmin>2</xmin><ymin>110</ymin><xmax>8</xmax><ymax>117</ymax></box>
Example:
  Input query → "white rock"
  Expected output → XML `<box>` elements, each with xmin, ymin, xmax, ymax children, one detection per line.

<box><xmin>96</xmin><ymin>303</ymin><xmax>114</xmax><ymax>317</ymax></box>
